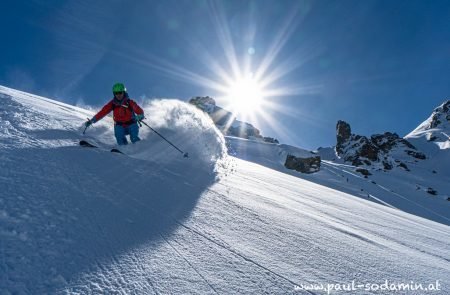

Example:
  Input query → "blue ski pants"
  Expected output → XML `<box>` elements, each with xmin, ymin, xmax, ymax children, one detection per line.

<box><xmin>114</xmin><ymin>123</ymin><xmax>140</xmax><ymax>145</ymax></box>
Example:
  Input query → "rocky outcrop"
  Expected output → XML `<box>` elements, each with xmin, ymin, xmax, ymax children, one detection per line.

<box><xmin>396</xmin><ymin>161</ymin><xmax>410</xmax><ymax>171</ymax></box>
<box><xmin>263</xmin><ymin>137</ymin><xmax>279</xmax><ymax>144</ymax></box>
<box><xmin>405</xmin><ymin>100</ymin><xmax>450</xmax><ymax>146</ymax></box>
<box><xmin>189</xmin><ymin>96</ymin><xmax>279</xmax><ymax>143</ymax></box>
<box><xmin>355</xmin><ymin>168</ymin><xmax>371</xmax><ymax>177</ymax></box>
<box><xmin>189</xmin><ymin>96</ymin><xmax>234</xmax><ymax>126</ymax></box>
<box><xmin>191</xmin><ymin>96</ymin><xmax>320</xmax><ymax>174</ymax></box>
<box><xmin>284</xmin><ymin>154</ymin><xmax>320</xmax><ymax>174</ymax></box>
<box><xmin>336</xmin><ymin>120</ymin><xmax>351</xmax><ymax>153</ymax></box>
<box><xmin>227</xmin><ymin>123</ymin><xmax>261</xmax><ymax>139</ymax></box>
<box><xmin>335</xmin><ymin>120</ymin><xmax>425</xmax><ymax>170</ymax></box>
<box><xmin>189</xmin><ymin>96</ymin><xmax>216</xmax><ymax>113</ymax></box>
<box><xmin>405</xmin><ymin>150</ymin><xmax>426</xmax><ymax>160</ymax></box>
<box><xmin>371</xmin><ymin>132</ymin><xmax>415</xmax><ymax>151</ymax></box>
<box><xmin>429</xmin><ymin>100</ymin><xmax>450</xmax><ymax>128</ymax></box>
<box><xmin>427</xmin><ymin>187</ymin><xmax>438</xmax><ymax>195</ymax></box>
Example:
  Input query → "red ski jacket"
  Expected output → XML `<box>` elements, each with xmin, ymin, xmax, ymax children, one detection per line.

<box><xmin>93</xmin><ymin>97</ymin><xmax>144</xmax><ymax>125</ymax></box>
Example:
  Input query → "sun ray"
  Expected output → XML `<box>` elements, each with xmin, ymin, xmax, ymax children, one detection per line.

<box><xmin>253</xmin><ymin>4</ymin><xmax>304</xmax><ymax>82</ymax></box>
<box><xmin>113</xmin><ymin>2</ymin><xmax>323</xmax><ymax>144</ymax></box>
<box><xmin>207</xmin><ymin>1</ymin><xmax>242</xmax><ymax>80</ymax></box>
<box><xmin>113</xmin><ymin>46</ymin><xmax>230</xmax><ymax>93</ymax></box>
<box><xmin>263</xmin><ymin>83</ymin><xmax>323</xmax><ymax>98</ymax></box>
<box><xmin>258</xmin><ymin>42</ymin><xmax>324</xmax><ymax>89</ymax></box>
<box><xmin>189</xmin><ymin>45</ymin><xmax>236</xmax><ymax>87</ymax></box>
<box><xmin>252</xmin><ymin>108</ymin><xmax>297</xmax><ymax>144</ymax></box>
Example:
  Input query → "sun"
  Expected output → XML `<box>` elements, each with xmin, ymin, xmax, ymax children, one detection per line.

<box><xmin>121</xmin><ymin>1</ymin><xmax>320</xmax><ymax>141</ymax></box>
<box><xmin>225</xmin><ymin>75</ymin><xmax>266</xmax><ymax>116</ymax></box>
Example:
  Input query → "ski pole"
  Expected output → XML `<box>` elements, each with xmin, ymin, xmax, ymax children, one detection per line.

<box><xmin>139</xmin><ymin>120</ymin><xmax>189</xmax><ymax>158</ymax></box>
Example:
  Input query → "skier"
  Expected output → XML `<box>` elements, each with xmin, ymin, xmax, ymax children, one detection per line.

<box><xmin>85</xmin><ymin>82</ymin><xmax>145</xmax><ymax>145</ymax></box>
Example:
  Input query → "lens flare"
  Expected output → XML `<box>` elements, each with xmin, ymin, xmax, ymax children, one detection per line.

<box><xmin>225</xmin><ymin>75</ymin><xmax>266</xmax><ymax>116</ymax></box>
<box><xmin>114</xmin><ymin>1</ymin><xmax>322</xmax><ymax>141</ymax></box>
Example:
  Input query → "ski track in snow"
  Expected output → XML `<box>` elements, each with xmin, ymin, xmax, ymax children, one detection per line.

<box><xmin>0</xmin><ymin>86</ymin><xmax>449</xmax><ymax>294</ymax></box>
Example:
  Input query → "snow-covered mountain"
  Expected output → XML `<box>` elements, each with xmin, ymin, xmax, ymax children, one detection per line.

<box><xmin>189</xmin><ymin>96</ymin><xmax>320</xmax><ymax>173</ymax></box>
<box><xmin>326</xmin><ymin>102</ymin><xmax>450</xmax><ymax>208</ymax></box>
<box><xmin>1</xmin><ymin>85</ymin><xmax>449</xmax><ymax>294</ymax></box>
<box><xmin>189</xmin><ymin>94</ymin><xmax>450</xmax><ymax>225</ymax></box>
<box><xmin>332</xmin><ymin>100</ymin><xmax>450</xmax><ymax>176</ymax></box>
<box><xmin>335</xmin><ymin>120</ymin><xmax>426</xmax><ymax>170</ymax></box>
<box><xmin>405</xmin><ymin>100</ymin><xmax>450</xmax><ymax>174</ymax></box>
<box><xmin>407</xmin><ymin>100</ymin><xmax>450</xmax><ymax>145</ymax></box>
<box><xmin>188</xmin><ymin>96</ymin><xmax>279</xmax><ymax>144</ymax></box>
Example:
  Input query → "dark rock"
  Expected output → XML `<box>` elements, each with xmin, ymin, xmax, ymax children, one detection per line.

<box><xmin>382</xmin><ymin>161</ymin><xmax>393</xmax><ymax>170</ymax></box>
<box><xmin>399</xmin><ymin>138</ymin><xmax>416</xmax><ymax>150</ymax></box>
<box><xmin>430</xmin><ymin>113</ymin><xmax>442</xmax><ymax>128</ymax></box>
<box><xmin>189</xmin><ymin>96</ymin><xmax>235</xmax><ymax>126</ymax></box>
<box><xmin>227</xmin><ymin>124</ymin><xmax>261</xmax><ymax>139</ymax></box>
<box><xmin>190</xmin><ymin>96</ymin><xmax>265</xmax><ymax>140</ymax></box>
<box><xmin>351</xmin><ymin>158</ymin><xmax>364</xmax><ymax>166</ymax></box>
<box><xmin>397</xmin><ymin>162</ymin><xmax>410</xmax><ymax>171</ymax></box>
<box><xmin>189</xmin><ymin>96</ymin><xmax>216</xmax><ymax>112</ymax></box>
<box><xmin>334</xmin><ymin>119</ymin><xmax>426</xmax><ymax>171</ymax></box>
<box><xmin>371</xmin><ymin>132</ymin><xmax>400</xmax><ymax>152</ymax></box>
<box><xmin>358</xmin><ymin>138</ymin><xmax>379</xmax><ymax>161</ymax></box>
<box><xmin>430</xmin><ymin>100</ymin><xmax>450</xmax><ymax>128</ymax></box>
<box><xmin>336</xmin><ymin>120</ymin><xmax>351</xmax><ymax>154</ymax></box>
<box><xmin>285</xmin><ymin>154</ymin><xmax>321</xmax><ymax>174</ymax></box>
<box><xmin>427</xmin><ymin>188</ymin><xmax>438</xmax><ymax>195</ymax></box>
<box><xmin>406</xmin><ymin>150</ymin><xmax>426</xmax><ymax>160</ymax></box>
<box><xmin>371</xmin><ymin>132</ymin><xmax>416</xmax><ymax>151</ymax></box>
<box><xmin>428</xmin><ymin>135</ymin><xmax>437</xmax><ymax>141</ymax></box>
<box><xmin>356</xmin><ymin>168</ymin><xmax>372</xmax><ymax>176</ymax></box>
<box><xmin>263</xmin><ymin>137</ymin><xmax>279</xmax><ymax>144</ymax></box>
<box><xmin>443</xmin><ymin>100</ymin><xmax>450</xmax><ymax>113</ymax></box>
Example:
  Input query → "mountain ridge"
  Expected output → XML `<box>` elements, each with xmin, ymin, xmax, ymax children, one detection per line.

<box><xmin>189</xmin><ymin>94</ymin><xmax>450</xmax><ymax>224</ymax></box>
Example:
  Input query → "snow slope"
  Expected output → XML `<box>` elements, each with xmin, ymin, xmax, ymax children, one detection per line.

<box><xmin>226</xmin><ymin>136</ymin><xmax>450</xmax><ymax>226</ymax></box>
<box><xmin>191</xmin><ymin>96</ymin><xmax>450</xmax><ymax>226</ymax></box>
<box><xmin>1</xmin><ymin>86</ymin><xmax>449</xmax><ymax>294</ymax></box>
<box><xmin>404</xmin><ymin>100</ymin><xmax>450</xmax><ymax>184</ymax></box>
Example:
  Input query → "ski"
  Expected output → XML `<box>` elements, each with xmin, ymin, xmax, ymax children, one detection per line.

<box><xmin>110</xmin><ymin>148</ymin><xmax>123</xmax><ymax>154</ymax></box>
<box><xmin>80</xmin><ymin>140</ymin><xmax>97</xmax><ymax>148</ymax></box>
<box><xmin>79</xmin><ymin>140</ymin><xmax>124</xmax><ymax>155</ymax></box>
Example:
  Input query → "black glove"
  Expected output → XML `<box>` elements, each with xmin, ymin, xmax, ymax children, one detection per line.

<box><xmin>85</xmin><ymin>118</ymin><xmax>94</xmax><ymax>127</ymax></box>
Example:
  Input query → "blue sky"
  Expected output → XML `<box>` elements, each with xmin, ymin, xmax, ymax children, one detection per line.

<box><xmin>1</xmin><ymin>0</ymin><xmax>450</xmax><ymax>149</ymax></box>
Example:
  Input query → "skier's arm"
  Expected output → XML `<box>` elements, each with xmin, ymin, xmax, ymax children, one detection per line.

<box><xmin>91</xmin><ymin>101</ymin><xmax>113</xmax><ymax>123</ymax></box>
<box><xmin>130</xmin><ymin>100</ymin><xmax>144</xmax><ymax>115</ymax></box>
<box><xmin>130</xmin><ymin>100</ymin><xmax>144</xmax><ymax>120</ymax></box>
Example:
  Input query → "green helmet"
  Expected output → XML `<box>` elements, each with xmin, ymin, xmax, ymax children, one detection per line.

<box><xmin>112</xmin><ymin>82</ymin><xmax>126</xmax><ymax>93</ymax></box>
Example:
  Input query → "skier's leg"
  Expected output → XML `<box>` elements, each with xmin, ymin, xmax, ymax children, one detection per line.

<box><xmin>129</xmin><ymin>123</ymin><xmax>141</xmax><ymax>143</ymax></box>
<box><xmin>114</xmin><ymin>125</ymin><xmax>128</xmax><ymax>145</ymax></box>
